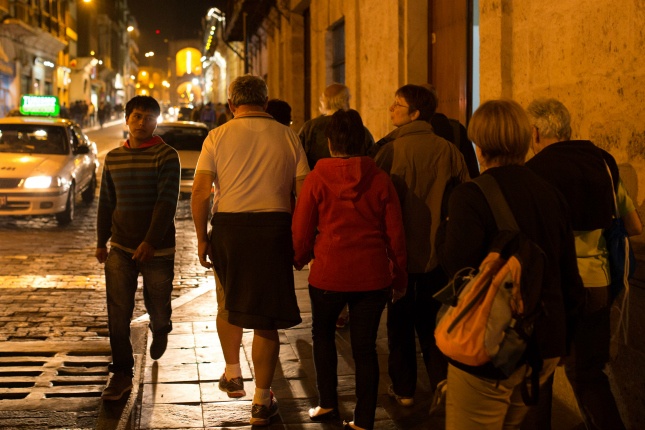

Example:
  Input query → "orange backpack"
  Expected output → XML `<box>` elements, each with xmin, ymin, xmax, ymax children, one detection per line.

<box><xmin>434</xmin><ymin>175</ymin><xmax>546</xmax><ymax>378</ymax></box>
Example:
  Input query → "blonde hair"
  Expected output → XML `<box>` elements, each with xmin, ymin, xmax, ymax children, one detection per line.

<box><xmin>468</xmin><ymin>99</ymin><xmax>531</xmax><ymax>166</ymax></box>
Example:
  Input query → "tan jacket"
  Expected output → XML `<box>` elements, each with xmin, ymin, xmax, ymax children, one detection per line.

<box><xmin>375</xmin><ymin>120</ymin><xmax>470</xmax><ymax>273</ymax></box>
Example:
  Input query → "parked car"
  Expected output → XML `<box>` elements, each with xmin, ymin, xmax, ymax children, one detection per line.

<box><xmin>154</xmin><ymin>121</ymin><xmax>209</xmax><ymax>196</ymax></box>
<box><xmin>0</xmin><ymin>117</ymin><xmax>99</xmax><ymax>225</ymax></box>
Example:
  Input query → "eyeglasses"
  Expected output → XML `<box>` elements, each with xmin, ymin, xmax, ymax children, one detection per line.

<box><xmin>391</xmin><ymin>101</ymin><xmax>410</xmax><ymax>109</ymax></box>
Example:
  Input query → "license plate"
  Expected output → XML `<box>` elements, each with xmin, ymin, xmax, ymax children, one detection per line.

<box><xmin>0</xmin><ymin>195</ymin><xmax>6</xmax><ymax>207</ymax></box>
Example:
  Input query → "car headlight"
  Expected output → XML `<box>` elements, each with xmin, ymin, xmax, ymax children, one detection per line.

<box><xmin>24</xmin><ymin>176</ymin><xmax>62</xmax><ymax>189</ymax></box>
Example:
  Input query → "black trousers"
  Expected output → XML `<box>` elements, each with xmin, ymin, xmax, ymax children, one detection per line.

<box><xmin>386</xmin><ymin>267</ymin><xmax>448</xmax><ymax>396</ymax></box>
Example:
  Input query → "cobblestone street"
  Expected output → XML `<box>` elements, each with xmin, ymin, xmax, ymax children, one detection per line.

<box><xmin>0</xmin><ymin>198</ymin><xmax>210</xmax><ymax>343</ymax></box>
<box><xmin>0</xmin><ymin>195</ymin><xmax>212</xmax><ymax>428</ymax></box>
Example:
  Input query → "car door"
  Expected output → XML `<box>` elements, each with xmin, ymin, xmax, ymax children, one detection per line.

<box><xmin>70</xmin><ymin>125</ymin><xmax>92</xmax><ymax>191</ymax></box>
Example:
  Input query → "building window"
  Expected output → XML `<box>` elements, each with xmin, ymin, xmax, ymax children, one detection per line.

<box><xmin>330</xmin><ymin>19</ymin><xmax>345</xmax><ymax>84</ymax></box>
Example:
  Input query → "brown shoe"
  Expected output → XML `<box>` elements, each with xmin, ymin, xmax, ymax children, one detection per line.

<box><xmin>101</xmin><ymin>371</ymin><xmax>133</xmax><ymax>401</ymax></box>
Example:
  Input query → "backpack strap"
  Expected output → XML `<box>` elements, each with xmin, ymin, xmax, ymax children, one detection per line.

<box><xmin>473</xmin><ymin>173</ymin><xmax>542</xmax><ymax>405</ymax></box>
<box><xmin>473</xmin><ymin>174</ymin><xmax>519</xmax><ymax>232</ymax></box>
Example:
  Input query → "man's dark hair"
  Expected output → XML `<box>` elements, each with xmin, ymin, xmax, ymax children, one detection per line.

<box><xmin>395</xmin><ymin>84</ymin><xmax>437</xmax><ymax>121</ymax></box>
<box><xmin>125</xmin><ymin>96</ymin><xmax>160</xmax><ymax>118</ymax></box>
<box><xmin>266</xmin><ymin>99</ymin><xmax>292</xmax><ymax>126</ymax></box>
<box><xmin>325</xmin><ymin>109</ymin><xmax>366</xmax><ymax>156</ymax></box>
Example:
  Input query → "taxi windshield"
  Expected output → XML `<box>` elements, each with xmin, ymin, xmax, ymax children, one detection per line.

<box><xmin>0</xmin><ymin>125</ymin><xmax>68</xmax><ymax>155</ymax></box>
<box><xmin>155</xmin><ymin>127</ymin><xmax>208</xmax><ymax>151</ymax></box>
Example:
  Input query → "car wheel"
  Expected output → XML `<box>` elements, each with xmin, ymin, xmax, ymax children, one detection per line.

<box><xmin>56</xmin><ymin>184</ymin><xmax>75</xmax><ymax>225</ymax></box>
<box><xmin>81</xmin><ymin>173</ymin><xmax>97</xmax><ymax>204</ymax></box>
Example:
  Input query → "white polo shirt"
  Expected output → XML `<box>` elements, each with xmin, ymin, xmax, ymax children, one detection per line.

<box><xmin>195</xmin><ymin>112</ymin><xmax>310</xmax><ymax>213</ymax></box>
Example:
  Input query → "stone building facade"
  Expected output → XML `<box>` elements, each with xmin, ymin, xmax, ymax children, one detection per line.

<box><xmin>217</xmin><ymin>1</ymin><xmax>645</xmax><ymax>427</ymax></box>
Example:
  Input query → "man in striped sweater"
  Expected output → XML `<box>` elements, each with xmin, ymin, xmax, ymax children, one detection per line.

<box><xmin>95</xmin><ymin>96</ymin><xmax>180</xmax><ymax>401</ymax></box>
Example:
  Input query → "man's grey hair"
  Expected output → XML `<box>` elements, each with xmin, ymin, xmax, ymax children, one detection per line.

<box><xmin>526</xmin><ymin>98</ymin><xmax>572</xmax><ymax>141</ymax></box>
<box><xmin>228</xmin><ymin>75</ymin><xmax>268</xmax><ymax>107</ymax></box>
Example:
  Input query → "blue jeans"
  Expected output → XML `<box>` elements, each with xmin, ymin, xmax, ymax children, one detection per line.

<box><xmin>309</xmin><ymin>285</ymin><xmax>388</xmax><ymax>430</ymax></box>
<box><xmin>105</xmin><ymin>247</ymin><xmax>174</xmax><ymax>375</ymax></box>
<box><xmin>387</xmin><ymin>268</ymin><xmax>448</xmax><ymax>396</ymax></box>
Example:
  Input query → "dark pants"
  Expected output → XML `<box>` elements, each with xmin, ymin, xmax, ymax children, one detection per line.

<box><xmin>309</xmin><ymin>285</ymin><xmax>388</xmax><ymax>430</ymax></box>
<box><xmin>105</xmin><ymin>247</ymin><xmax>174</xmax><ymax>375</ymax></box>
<box><xmin>387</xmin><ymin>267</ymin><xmax>448</xmax><ymax>396</ymax></box>
<box><xmin>522</xmin><ymin>287</ymin><xmax>625</xmax><ymax>430</ymax></box>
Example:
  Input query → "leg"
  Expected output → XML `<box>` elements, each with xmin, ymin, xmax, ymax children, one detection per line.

<box><xmin>520</xmin><ymin>372</ymin><xmax>554</xmax><ymax>430</ymax></box>
<box><xmin>505</xmin><ymin>357</ymin><xmax>559</xmax><ymax>429</ymax></box>
<box><xmin>217</xmin><ymin>316</ymin><xmax>244</xmax><ymax>365</ymax></box>
<box><xmin>252</xmin><ymin>328</ymin><xmax>280</xmax><ymax>389</ymax></box>
<box><xmin>309</xmin><ymin>285</ymin><xmax>346</xmax><ymax>410</ymax></box>
<box><xmin>104</xmin><ymin>248</ymin><xmax>139</xmax><ymax>375</ymax></box>
<box><xmin>348</xmin><ymin>288</ymin><xmax>389</xmax><ymax>430</ymax></box>
<box><xmin>387</xmin><ymin>275</ymin><xmax>418</xmax><ymax>397</ymax></box>
<box><xmin>415</xmin><ymin>268</ymin><xmax>449</xmax><ymax>392</ymax></box>
<box><xmin>140</xmin><ymin>255</ymin><xmax>174</xmax><ymax>335</ymax></box>
<box><xmin>446</xmin><ymin>363</ymin><xmax>520</xmax><ymax>430</ymax></box>
<box><xmin>564</xmin><ymin>287</ymin><xmax>626</xmax><ymax>430</ymax></box>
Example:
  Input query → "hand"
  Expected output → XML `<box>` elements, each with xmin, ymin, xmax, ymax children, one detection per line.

<box><xmin>95</xmin><ymin>247</ymin><xmax>108</xmax><ymax>264</ymax></box>
<box><xmin>391</xmin><ymin>287</ymin><xmax>407</xmax><ymax>304</ymax></box>
<box><xmin>133</xmin><ymin>242</ymin><xmax>155</xmax><ymax>263</ymax></box>
<box><xmin>197</xmin><ymin>241</ymin><xmax>213</xmax><ymax>269</ymax></box>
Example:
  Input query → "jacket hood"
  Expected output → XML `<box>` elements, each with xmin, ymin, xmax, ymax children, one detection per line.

<box><xmin>313</xmin><ymin>156</ymin><xmax>380</xmax><ymax>200</ymax></box>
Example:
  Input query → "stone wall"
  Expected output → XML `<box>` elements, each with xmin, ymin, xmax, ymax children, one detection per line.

<box><xmin>479</xmin><ymin>0</ymin><xmax>645</xmax><ymax>227</ymax></box>
<box><xmin>480</xmin><ymin>1</ymin><xmax>645</xmax><ymax>427</ymax></box>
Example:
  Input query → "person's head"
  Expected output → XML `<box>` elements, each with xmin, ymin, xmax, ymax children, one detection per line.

<box><xmin>389</xmin><ymin>84</ymin><xmax>437</xmax><ymax>127</ymax></box>
<box><xmin>526</xmin><ymin>98</ymin><xmax>572</xmax><ymax>153</ymax></box>
<box><xmin>228</xmin><ymin>75</ymin><xmax>268</xmax><ymax>108</ymax></box>
<box><xmin>266</xmin><ymin>99</ymin><xmax>292</xmax><ymax>126</ymax></box>
<box><xmin>325</xmin><ymin>109</ymin><xmax>366</xmax><ymax>157</ymax></box>
<box><xmin>125</xmin><ymin>96</ymin><xmax>160</xmax><ymax>142</ymax></box>
<box><xmin>320</xmin><ymin>83</ymin><xmax>350</xmax><ymax>114</ymax></box>
<box><xmin>467</xmin><ymin>99</ymin><xmax>532</xmax><ymax>168</ymax></box>
<box><xmin>125</xmin><ymin>95</ymin><xmax>160</xmax><ymax>119</ymax></box>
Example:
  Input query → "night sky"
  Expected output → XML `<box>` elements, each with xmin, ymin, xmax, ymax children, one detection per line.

<box><xmin>127</xmin><ymin>0</ymin><xmax>226</xmax><ymax>67</ymax></box>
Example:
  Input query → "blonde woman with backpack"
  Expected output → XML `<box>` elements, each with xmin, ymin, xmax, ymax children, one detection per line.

<box><xmin>437</xmin><ymin>99</ymin><xmax>584</xmax><ymax>429</ymax></box>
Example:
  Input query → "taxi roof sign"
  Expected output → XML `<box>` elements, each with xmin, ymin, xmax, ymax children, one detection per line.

<box><xmin>19</xmin><ymin>95</ymin><xmax>60</xmax><ymax>116</ymax></box>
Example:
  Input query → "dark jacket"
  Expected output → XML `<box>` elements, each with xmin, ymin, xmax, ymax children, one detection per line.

<box><xmin>438</xmin><ymin>166</ymin><xmax>584</xmax><ymax>379</ymax></box>
<box><xmin>526</xmin><ymin>140</ymin><xmax>618</xmax><ymax>231</ymax></box>
<box><xmin>298</xmin><ymin>114</ymin><xmax>375</xmax><ymax>170</ymax></box>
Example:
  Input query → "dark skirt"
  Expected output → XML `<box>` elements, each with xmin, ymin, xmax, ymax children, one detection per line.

<box><xmin>209</xmin><ymin>211</ymin><xmax>302</xmax><ymax>330</ymax></box>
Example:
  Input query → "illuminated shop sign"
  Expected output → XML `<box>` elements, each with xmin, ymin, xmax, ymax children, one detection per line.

<box><xmin>19</xmin><ymin>95</ymin><xmax>60</xmax><ymax>116</ymax></box>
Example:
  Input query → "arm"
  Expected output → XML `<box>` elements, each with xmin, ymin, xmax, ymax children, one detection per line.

<box><xmin>96</xmin><ymin>161</ymin><xmax>115</xmax><ymax>263</ymax></box>
<box><xmin>138</xmin><ymin>150</ymin><xmax>181</xmax><ymax>262</ymax></box>
<box><xmin>623</xmin><ymin>210</ymin><xmax>643</xmax><ymax>237</ymax></box>
<box><xmin>191</xmin><ymin>172</ymin><xmax>215</xmax><ymax>268</ymax></box>
<box><xmin>617</xmin><ymin>180</ymin><xmax>642</xmax><ymax>236</ymax></box>
<box><xmin>291</xmin><ymin>176</ymin><xmax>318</xmax><ymax>269</ymax></box>
<box><xmin>383</xmin><ymin>180</ymin><xmax>408</xmax><ymax>300</ymax></box>
<box><xmin>438</xmin><ymin>183</ymin><xmax>489</xmax><ymax>277</ymax></box>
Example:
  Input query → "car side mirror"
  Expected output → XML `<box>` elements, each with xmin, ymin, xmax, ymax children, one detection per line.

<box><xmin>75</xmin><ymin>145</ymin><xmax>90</xmax><ymax>155</ymax></box>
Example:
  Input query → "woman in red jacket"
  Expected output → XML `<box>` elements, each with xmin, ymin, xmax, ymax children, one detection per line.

<box><xmin>292</xmin><ymin>109</ymin><xmax>407</xmax><ymax>430</ymax></box>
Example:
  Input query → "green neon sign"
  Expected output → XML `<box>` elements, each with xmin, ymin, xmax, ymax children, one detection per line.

<box><xmin>19</xmin><ymin>95</ymin><xmax>61</xmax><ymax>116</ymax></box>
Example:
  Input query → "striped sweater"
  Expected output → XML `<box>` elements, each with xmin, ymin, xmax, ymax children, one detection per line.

<box><xmin>97</xmin><ymin>136</ymin><xmax>180</xmax><ymax>254</ymax></box>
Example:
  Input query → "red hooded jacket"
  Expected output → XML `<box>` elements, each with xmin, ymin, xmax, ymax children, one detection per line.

<box><xmin>292</xmin><ymin>156</ymin><xmax>407</xmax><ymax>292</ymax></box>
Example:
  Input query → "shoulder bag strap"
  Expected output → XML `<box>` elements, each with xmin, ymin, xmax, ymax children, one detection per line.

<box><xmin>473</xmin><ymin>174</ymin><xmax>520</xmax><ymax>232</ymax></box>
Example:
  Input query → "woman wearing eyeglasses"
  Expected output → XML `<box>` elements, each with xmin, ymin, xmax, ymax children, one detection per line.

<box><xmin>373</xmin><ymin>84</ymin><xmax>470</xmax><ymax>408</ymax></box>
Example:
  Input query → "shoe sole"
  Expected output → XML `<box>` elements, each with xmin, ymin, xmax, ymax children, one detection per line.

<box><xmin>249</xmin><ymin>408</ymin><xmax>279</xmax><ymax>426</ymax></box>
<box><xmin>222</xmin><ymin>389</ymin><xmax>246</xmax><ymax>398</ymax></box>
<box><xmin>218</xmin><ymin>384</ymin><xmax>246</xmax><ymax>398</ymax></box>
<box><xmin>101</xmin><ymin>385</ymin><xmax>132</xmax><ymax>401</ymax></box>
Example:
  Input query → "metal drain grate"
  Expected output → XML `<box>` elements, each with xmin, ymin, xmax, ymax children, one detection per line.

<box><xmin>0</xmin><ymin>340</ymin><xmax>111</xmax><ymax>411</ymax></box>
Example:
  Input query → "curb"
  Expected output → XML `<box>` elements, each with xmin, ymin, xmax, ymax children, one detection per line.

<box><xmin>97</xmin><ymin>283</ymin><xmax>215</xmax><ymax>429</ymax></box>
